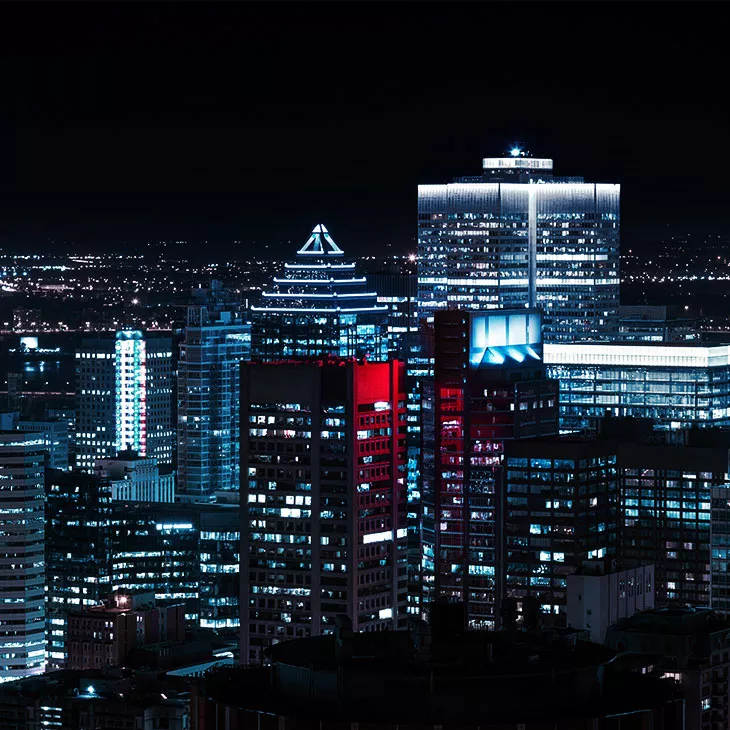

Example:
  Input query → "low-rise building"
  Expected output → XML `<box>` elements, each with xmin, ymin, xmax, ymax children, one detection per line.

<box><xmin>567</xmin><ymin>558</ymin><xmax>655</xmax><ymax>643</ymax></box>
<box><xmin>606</xmin><ymin>607</ymin><xmax>730</xmax><ymax>730</ymax></box>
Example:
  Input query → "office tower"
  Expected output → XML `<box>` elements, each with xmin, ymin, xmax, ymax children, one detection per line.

<box><xmin>45</xmin><ymin>468</ymin><xmax>113</xmax><ymax>668</ymax></box>
<box><xmin>75</xmin><ymin>330</ymin><xmax>174</xmax><ymax>470</ymax></box>
<box><xmin>567</xmin><ymin>560</ymin><xmax>655</xmax><ymax>644</ymax></box>
<box><xmin>0</xmin><ymin>432</ymin><xmax>46</xmax><ymax>683</ymax></box>
<box><xmin>366</xmin><ymin>270</ymin><xmax>418</xmax><ymax>360</ymax></box>
<box><xmin>545</xmin><ymin>341</ymin><xmax>730</xmax><ymax>433</ymax></box>
<box><xmin>711</xmin><ymin>485</ymin><xmax>730</xmax><ymax>616</ymax></box>
<box><xmin>240</xmin><ymin>359</ymin><xmax>407</xmax><ymax>663</ymax></box>
<box><xmin>111</xmin><ymin>504</ymin><xmax>200</xmax><ymax>623</ymax></box>
<box><xmin>618</xmin><ymin>305</ymin><xmax>701</xmax><ymax>343</ymax></box>
<box><xmin>199</xmin><ymin>507</ymin><xmax>240</xmax><ymax>632</ymax></box>
<box><xmin>366</xmin><ymin>269</ymin><xmax>423</xmax><ymax>615</ymax></box>
<box><xmin>417</xmin><ymin>152</ymin><xmax>620</xmax><ymax>342</ymax></box>
<box><xmin>250</xmin><ymin>224</ymin><xmax>388</xmax><ymax>361</ymax></box>
<box><xmin>606</xmin><ymin>608</ymin><xmax>730</xmax><ymax>730</ymax></box>
<box><xmin>619</xmin><ymin>438</ymin><xmax>729</xmax><ymax>608</ymax></box>
<box><xmin>177</xmin><ymin>281</ymin><xmax>251</xmax><ymax>503</ymax></box>
<box><xmin>95</xmin><ymin>453</ymin><xmax>175</xmax><ymax>503</ymax></box>
<box><xmin>421</xmin><ymin>310</ymin><xmax>558</xmax><ymax>629</ymax></box>
<box><xmin>502</xmin><ymin>438</ymin><xmax>620</xmax><ymax>626</ymax></box>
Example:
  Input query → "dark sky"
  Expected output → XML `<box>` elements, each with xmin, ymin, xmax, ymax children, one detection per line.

<box><xmin>1</xmin><ymin>2</ymin><xmax>728</xmax><ymax>257</ymax></box>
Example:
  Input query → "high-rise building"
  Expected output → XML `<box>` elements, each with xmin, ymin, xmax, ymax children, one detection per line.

<box><xmin>177</xmin><ymin>281</ymin><xmax>250</xmax><ymax>503</ymax></box>
<box><xmin>45</xmin><ymin>468</ymin><xmax>113</xmax><ymax>668</ymax></box>
<box><xmin>502</xmin><ymin>437</ymin><xmax>620</xmax><ymax>626</ymax></box>
<box><xmin>421</xmin><ymin>310</ymin><xmax>558</xmax><ymax>629</ymax></box>
<box><xmin>619</xmin><ymin>439</ymin><xmax>727</xmax><ymax>608</ymax></box>
<box><xmin>199</xmin><ymin>507</ymin><xmax>240</xmax><ymax>633</ymax></box>
<box><xmin>418</xmin><ymin>152</ymin><xmax>620</xmax><ymax>342</ymax></box>
<box><xmin>0</xmin><ymin>412</ymin><xmax>69</xmax><ymax>470</ymax></box>
<box><xmin>0</xmin><ymin>432</ymin><xmax>46</xmax><ymax>683</ymax></box>
<box><xmin>240</xmin><ymin>358</ymin><xmax>408</xmax><ymax>663</ymax></box>
<box><xmin>111</xmin><ymin>504</ymin><xmax>201</xmax><ymax>623</ymax></box>
<box><xmin>366</xmin><ymin>269</ymin><xmax>418</xmax><ymax>360</ymax></box>
<box><xmin>250</xmin><ymin>224</ymin><xmax>388</xmax><ymax>361</ymax></box>
<box><xmin>711</xmin><ymin>484</ymin><xmax>730</xmax><ymax>617</ymax></box>
<box><xmin>75</xmin><ymin>330</ymin><xmax>174</xmax><ymax>471</ymax></box>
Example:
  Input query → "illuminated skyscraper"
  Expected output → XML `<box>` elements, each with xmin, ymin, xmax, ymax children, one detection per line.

<box><xmin>251</xmin><ymin>224</ymin><xmax>388</xmax><ymax>361</ymax></box>
<box><xmin>75</xmin><ymin>331</ymin><xmax>174</xmax><ymax>471</ymax></box>
<box><xmin>421</xmin><ymin>310</ymin><xmax>558</xmax><ymax>629</ymax></box>
<box><xmin>418</xmin><ymin>153</ymin><xmax>620</xmax><ymax>342</ymax></box>
<box><xmin>0</xmin><ymin>432</ymin><xmax>46</xmax><ymax>682</ymax></box>
<box><xmin>177</xmin><ymin>282</ymin><xmax>250</xmax><ymax>503</ymax></box>
<box><xmin>240</xmin><ymin>359</ymin><xmax>408</xmax><ymax>662</ymax></box>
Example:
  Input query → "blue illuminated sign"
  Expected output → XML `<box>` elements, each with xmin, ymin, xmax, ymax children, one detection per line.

<box><xmin>470</xmin><ymin>311</ymin><xmax>542</xmax><ymax>368</ymax></box>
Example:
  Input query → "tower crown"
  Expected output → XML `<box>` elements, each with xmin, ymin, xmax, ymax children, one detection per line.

<box><xmin>297</xmin><ymin>224</ymin><xmax>344</xmax><ymax>256</ymax></box>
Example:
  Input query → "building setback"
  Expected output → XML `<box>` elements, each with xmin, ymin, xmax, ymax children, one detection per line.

<box><xmin>240</xmin><ymin>359</ymin><xmax>408</xmax><ymax>663</ymax></box>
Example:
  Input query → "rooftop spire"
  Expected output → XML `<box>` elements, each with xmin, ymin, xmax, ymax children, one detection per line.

<box><xmin>297</xmin><ymin>224</ymin><xmax>344</xmax><ymax>256</ymax></box>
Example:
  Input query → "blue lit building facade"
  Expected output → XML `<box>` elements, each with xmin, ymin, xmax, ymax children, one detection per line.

<box><xmin>544</xmin><ymin>342</ymin><xmax>730</xmax><ymax>433</ymax></box>
<box><xmin>250</xmin><ymin>224</ymin><xmax>388</xmax><ymax>361</ymax></box>
<box><xmin>178</xmin><ymin>281</ymin><xmax>251</xmax><ymax>503</ymax></box>
<box><xmin>421</xmin><ymin>310</ymin><xmax>558</xmax><ymax>629</ymax></box>
<box><xmin>417</xmin><ymin>154</ymin><xmax>620</xmax><ymax>342</ymax></box>
<box><xmin>76</xmin><ymin>331</ymin><xmax>174</xmax><ymax>471</ymax></box>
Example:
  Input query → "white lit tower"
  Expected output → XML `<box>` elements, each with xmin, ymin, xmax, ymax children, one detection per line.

<box><xmin>76</xmin><ymin>331</ymin><xmax>174</xmax><ymax>471</ymax></box>
<box><xmin>417</xmin><ymin>149</ymin><xmax>620</xmax><ymax>342</ymax></box>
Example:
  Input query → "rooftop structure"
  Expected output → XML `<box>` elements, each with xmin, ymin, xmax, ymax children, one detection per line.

<box><xmin>250</xmin><ymin>224</ymin><xmax>388</xmax><ymax>360</ymax></box>
<box><xmin>194</xmin><ymin>607</ymin><xmax>683</xmax><ymax>730</ymax></box>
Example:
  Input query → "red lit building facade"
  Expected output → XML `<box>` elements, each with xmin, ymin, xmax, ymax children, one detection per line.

<box><xmin>421</xmin><ymin>310</ymin><xmax>558</xmax><ymax>629</ymax></box>
<box><xmin>240</xmin><ymin>359</ymin><xmax>408</xmax><ymax>663</ymax></box>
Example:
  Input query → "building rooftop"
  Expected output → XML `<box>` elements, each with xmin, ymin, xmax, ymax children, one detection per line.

<box><xmin>612</xmin><ymin>607</ymin><xmax>730</xmax><ymax>635</ymax></box>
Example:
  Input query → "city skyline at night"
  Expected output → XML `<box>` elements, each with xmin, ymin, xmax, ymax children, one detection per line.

<box><xmin>4</xmin><ymin>2</ymin><xmax>730</xmax><ymax>726</ymax></box>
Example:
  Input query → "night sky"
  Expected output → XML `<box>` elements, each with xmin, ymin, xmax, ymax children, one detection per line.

<box><xmin>1</xmin><ymin>3</ymin><xmax>728</xmax><ymax>257</ymax></box>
